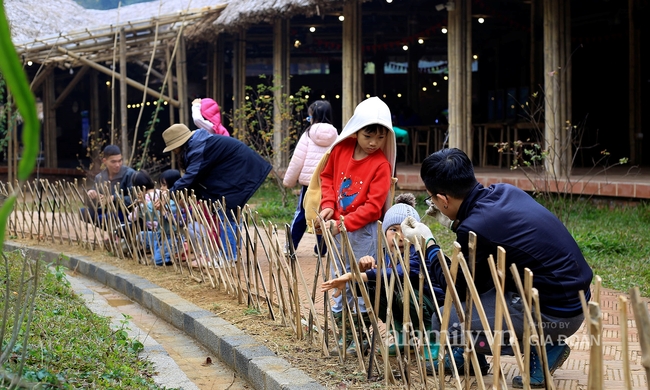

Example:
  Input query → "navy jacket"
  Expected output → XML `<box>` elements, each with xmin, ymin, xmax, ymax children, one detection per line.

<box><xmin>170</xmin><ymin>129</ymin><xmax>272</xmax><ymax>213</ymax></box>
<box><xmin>365</xmin><ymin>245</ymin><xmax>446</xmax><ymax>306</ymax></box>
<box><xmin>426</xmin><ymin>183</ymin><xmax>593</xmax><ymax>318</ymax></box>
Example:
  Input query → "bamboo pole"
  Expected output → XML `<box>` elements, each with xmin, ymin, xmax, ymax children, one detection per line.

<box><xmin>618</xmin><ymin>296</ymin><xmax>632</xmax><ymax>390</ymax></box>
<box><xmin>586</xmin><ymin>301</ymin><xmax>603</xmax><ymax>390</ymax></box>
<box><xmin>630</xmin><ymin>287</ymin><xmax>650</xmax><ymax>388</ymax></box>
<box><xmin>55</xmin><ymin>47</ymin><xmax>179</xmax><ymax>107</ymax></box>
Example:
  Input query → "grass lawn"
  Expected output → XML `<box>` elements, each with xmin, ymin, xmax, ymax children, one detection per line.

<box><xmin>250</xmin><ymin>179</ymin><xmax>650</xmax><ymax>297</ymax></box>
<box><xmin>0</xmin><ymin>252</ymin><xmax>167</xmax><ymax>389</ymax></box>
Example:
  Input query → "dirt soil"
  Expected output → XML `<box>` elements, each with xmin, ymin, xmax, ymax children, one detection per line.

<box><xmin>12</xmin><ymin>237</ymin><xmax>422</xmax><ymax>389</ymax></box>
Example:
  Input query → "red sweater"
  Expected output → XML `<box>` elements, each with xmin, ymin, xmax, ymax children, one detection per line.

<box><xmin>320</xmin><ymin>138</ymin><xmax>392</xmax><ymax>232</ymax></box>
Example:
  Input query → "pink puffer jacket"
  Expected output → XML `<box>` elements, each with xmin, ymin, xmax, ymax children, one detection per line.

<box><xmin>283</xmin><ymin>123</ymin><xmax>338</xmax><ymax>187</ymax></box>
<box><xmin>192</xmin><ymin>98</ymin><xmax>230</xmax><ymax>136</ymax></box>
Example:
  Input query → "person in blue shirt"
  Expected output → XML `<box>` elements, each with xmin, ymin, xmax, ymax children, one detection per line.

<box><xmin>401</xmin><ymin>148</ymin><xmax>593</xmax><ymax>386</ymax></box>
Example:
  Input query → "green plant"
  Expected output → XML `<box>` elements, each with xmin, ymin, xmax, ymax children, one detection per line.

<box><xmin>497</xmin><ymin>89</ymin><xmax>630</xmax><ymax>224</ymax></box>
<box><xmin>230</xmin><ymin>75</ymin><xmax>310</xmax><ymax>206</ymax></box>
<box><xmin>248</xmin><ymin>179</ymin><xmax>298</xmax><ymax>225</ymax></box>
<box><xmin>0</xmin><ymin>2</ymin><xmax>42</xmax><ymax>386</ymax></box>
<box><xmin>1</xmin><ymin>251</ymin><xmax>164</xmax><ymax>388</ymax></box>
<box><xmin>243</xmin><ymin>306</ymin><xmax>261</xmax><ymax>315</ymax></box>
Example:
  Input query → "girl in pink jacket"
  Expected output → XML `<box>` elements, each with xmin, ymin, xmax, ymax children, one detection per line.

<box><xmin>283</xmin><ymin>100</ymin><xmax>338</xmax><ymax>256</ymax></box>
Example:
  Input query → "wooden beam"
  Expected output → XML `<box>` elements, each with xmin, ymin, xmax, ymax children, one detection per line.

<box><xmin>233</xmin><ymin>29</ymin><xmax>246</xmax><ymax>137</ymax></box>
<box><xmin>175</xmin><ymin>36</ymin><xmax>189</xmax><ymax>126</ymax></box>
<box><xmin>90</xmin><ymin>70</ymin><xmax>101</xmax><ymax>149</ymax></box>
<box><xmin>44</xmin><ymin>75</ymin><xmax>57</xmax><ymax>168</ymax></box>
<box><xmin>120</xmin><ymin>28</ymin><xmax>129</xmax><ymax>161</ymax></box>
<box><xmin>53</xmin><ymin>65</ymin><xmax>90</xmax><ymax>110</ymax></box>
<box><xmin>134</xmin><ymin>59</ymin><xmax>166</xmax><ymax>81</ymax></box>
<box><xmin>273</xmin><ymin>19</ymin><xmax>290</xmax><ymax>168</ymax></box>
<box><xmin>55</xmin><ymin>46</ymin><xmax>179</xmax><ymax>107</ymax></box>
<box><xmin>29</xmin><ymin>65</ymin><xmax>54</xmax><ymax>91</ymax></box>
<box><xmin>342</xmin><ymin>1</ymin><xmax>362</xmax><ymax>125</ymax></box>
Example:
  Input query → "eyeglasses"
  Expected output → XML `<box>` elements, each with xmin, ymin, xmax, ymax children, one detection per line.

<box><xmin>425</xmin><ymin>193</ymin><xmax>447</xmax><ymax>207</ymax></box>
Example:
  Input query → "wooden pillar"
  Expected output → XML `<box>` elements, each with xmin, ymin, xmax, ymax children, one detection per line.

<box><xmin>175</xmin><ymin>36</ymin><xmax>189</xmax><ymax>127</ymax></box>
<box><xmin>629</xmin><ymin>0</ymin><xmax>642</xmax><ymax>164</ymax></box>
<box><xmin>165</xmin><ymin>46</ymin><xmax>176</xmax><ymax>126</ymax></box>
<box><xmin>43</xmin><ymin>74</ymin><xmax>57</xmax><ymax>168</ymax></box>
<box><xmin>119</xmin><ymin>28</ymin><xmax>129</xmax><ymax>162</ymax></box>
<box><xmin>208</xmin><ymin>36</ymin><xmax>225</xmax><ymax>105</ymax></box>
<box><xmin>90</xmin><ymin>70</ymin><xmax>101</xmax><ymax>148</ymax></box>
<box><xmin>543</xmin><ymin>0</ymin><xmax>565</xmax><ymax>176</ymax></box>
<box><xmin>273</xmin><ymin>19</ymin><xmax>290</xmax><ymax>168</ymax></box>
<box><xmin>232</xmin><ymin>29</ymin><xmax>247</xmax><ymax>137</ymax></box>
<box><xmin>342</xmin><ymin>1</ymin><xmax>362</xmax><ymax>124</ymax></box>
<box><xmin>447</xmin><ymin>0</ymin><xmax>472</xmax><ymax>156</ymax></box>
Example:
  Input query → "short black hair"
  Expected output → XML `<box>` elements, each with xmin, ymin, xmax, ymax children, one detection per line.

<box><xmin>102</xmin><ymin>145</ymin><xmax>121</xmax><ymax>158</ymax></box>
<box><xmin>361</xmin><ymin>124</ymin><xmax>389</xmax><ymax>136</ymax></box>
<box><xmin>131</xmin><ymin>170</ymin><xmax>155</xmax><ymax>191</ymax></box>
<box><xmin>420</xmin><ymin>148</ymin><xmax>478</xmax><ymax>199</ymax></box>
<box><xmin>159</xmin><ymin>169</ymin><xmax>181</xmax><ymax>189</ymax></box>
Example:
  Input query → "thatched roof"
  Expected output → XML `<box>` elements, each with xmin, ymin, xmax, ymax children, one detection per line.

<box><xmin>214</xmin><ymin>0</ymin><xmax>347</xmax><ymax>31</ymax></box>
<box><xmin>7</xmin><ymin>0</ymin><xmax>227</xmax><ymax>45</ymax></box>
<box><xmin>6</xmin><ymin>0</ymin><xmax>227</xmax><ymax>66</ymax></box>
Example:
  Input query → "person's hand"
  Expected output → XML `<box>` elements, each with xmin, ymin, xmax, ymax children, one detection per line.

<box><xmin>400</xmin><ymin>216</ymin><xmax>436</xmax><ymax>245</ymax></box>
<box><xmin>426</xmin><ymin>202</ymin><xmax>454</xmax><ymax>229</ymax></box>
<box><xmin>321</xmin><ymin>273</ymin><xmax>352</xmax><ymax>292</ymax></box>
<box><xmin>87</xmin><ymin>189</ymin><xmax>98</xmax><ymax>200</ymax></box>
<box><xmin>319</xmin><ymin>208</ymin><xmax>334</xmax><ymax>221</ymax></box>
<box><xmin>192</xmin><ymin>98</ymin><xmax>201</xmax><ymax>105</ymax></box>
<box><xmin>358</xmin><ymin>255</ymin><xmax>376</xmax><ymax>272</ymax></box>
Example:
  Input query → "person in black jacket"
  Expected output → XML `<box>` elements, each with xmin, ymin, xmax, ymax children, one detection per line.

<box><xmin>80</xmin><ymin>144</ymin><xmax>135</xmax><ymax>228</ymax></box>
<box><xmin>161</xmin><ymin>124</ymin><xmax>272</xmax><ymax>261</ymax></box>
<box><xmin>401</xmin><ymin>148</ymin><xmax>593</xmax><ymax>387</ymax></box>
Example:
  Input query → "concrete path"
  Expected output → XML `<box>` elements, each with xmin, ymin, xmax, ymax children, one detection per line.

<box><xmin>67</xmin><ymin>271</ymin><xmax>251</xmax><ymax>390</ymax></box>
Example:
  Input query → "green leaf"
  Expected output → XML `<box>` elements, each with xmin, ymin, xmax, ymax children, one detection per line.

<box><xmin>0</xmin><ymin>2</ymin><xmax>40</xmax><ymax>181</ymax></box>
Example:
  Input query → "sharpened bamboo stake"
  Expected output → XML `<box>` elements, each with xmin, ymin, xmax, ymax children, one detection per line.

<box><xmin>437</xmin><ymin>243</ymin><xmax>464</xmax><ymax>390</ymax></box>
<box><xmin>618</xmin><ymin>296</ymin><xmax>632</xmax><ymax>390</ymax></box>
<box><xmin>630</xmin><ymin>287</ymin><xmax>650</xmax><ymax>390</ymax></box>
<box><xmin>586</xmin><ymin>300</ymin><xmax>603</xmax><ymax>390</ymax></box>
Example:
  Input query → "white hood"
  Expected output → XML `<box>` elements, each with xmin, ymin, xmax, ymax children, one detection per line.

<box><xmin>332</xmin><ymin>96</ymin><xmax>396</xmax><ymax>171</ymax></box>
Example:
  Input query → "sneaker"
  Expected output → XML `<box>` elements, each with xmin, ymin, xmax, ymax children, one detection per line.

<box><xmin>346</xmin><ymin>339</ymin><xmax>370</xmax><ymax>357</ymax></box>
<box><xmin>425</xmin><ymin>347</ymin><xmax>490</xmax><ymax>376</ymax></box>
<box><xmin>512</xmin><ymin>344</ymin><xmax>571</xmax><ymax>388</ymax></box>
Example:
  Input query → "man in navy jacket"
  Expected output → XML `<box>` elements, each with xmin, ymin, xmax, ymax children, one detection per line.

<box><xmin>401</xmin><ymin>148</ymin><xmax>593</xmax><ymax>388</ymax></box>
<box><xmin>162</xmin><ymin>124</ymin><xmax>272</xmax><ymax>260</ymax></box>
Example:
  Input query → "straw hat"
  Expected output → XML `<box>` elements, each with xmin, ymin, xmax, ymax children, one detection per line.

<box><xmin>163</xmin><ymin>124</ymin><xmax>195</xmax><ymax>153</ymax></box>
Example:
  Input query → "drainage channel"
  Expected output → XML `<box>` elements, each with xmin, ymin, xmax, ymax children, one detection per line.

<box><xmin>65</xmin><ymin>271</ymin><xmax>252</xmax><ymax>390</ymax></box>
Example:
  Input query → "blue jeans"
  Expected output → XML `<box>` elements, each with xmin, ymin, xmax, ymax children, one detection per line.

<box><xmin>329</xmin><ymin>222</ymin><xmax>378</xmax><ymax>314</ymax></box>
<box><xmin>138</xmin><ymin>231</ymin><xmax>173</xmax><ymax>266</ymax></box>
<box><xmin>218</xmin><ymin>210</ymin><xmax>239</xmax><ymax>261</ymax></box>
<box><xmin>290</xmin><ymin>186</ymin><xmax>326</xmax><ymax>254</ymax></box>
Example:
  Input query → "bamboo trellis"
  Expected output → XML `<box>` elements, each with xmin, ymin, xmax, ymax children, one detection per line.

<box><xmin>0</xmin><ymin>178</ymin><xmax>646</xmax><ymax>390</ymax></box>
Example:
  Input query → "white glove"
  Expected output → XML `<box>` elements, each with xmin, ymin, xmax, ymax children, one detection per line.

<box><xmin>400</xmin><ymin>216</ymin><xmax>436</xmax><ymax>245</ymax></box>
<box><xmin>426</xmin><ymin>202</ymin><xmax>454</xmax><ymax>229</ymax></box>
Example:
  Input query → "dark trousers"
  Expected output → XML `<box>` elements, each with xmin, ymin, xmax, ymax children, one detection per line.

<box><xmin>290</xmin><ymin>185</ymin><xmax>326</xmax><ymax>254</ymax></box>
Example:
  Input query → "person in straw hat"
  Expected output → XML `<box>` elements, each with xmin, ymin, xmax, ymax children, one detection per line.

<box><xmin>162</xmin><ymin>124</ymin><xmax>272</xmax><ymax>261</ymax></box>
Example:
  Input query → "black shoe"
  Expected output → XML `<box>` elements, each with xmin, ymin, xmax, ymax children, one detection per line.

<box><xmin>512</xmin><ymin>344</ymin><xmax>571</xmax><ymax>388</ymax></box>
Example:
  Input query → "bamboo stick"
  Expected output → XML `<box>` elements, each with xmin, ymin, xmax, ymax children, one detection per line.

<box><xmin>586</xmin><ymin>301</ymin><xmax>603</xmax><ymax>390</ymax></box>
<box><xmin>618</xmin><ymin>296</ymin><xmax>632</xmax><ymax>390</ymax></box>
